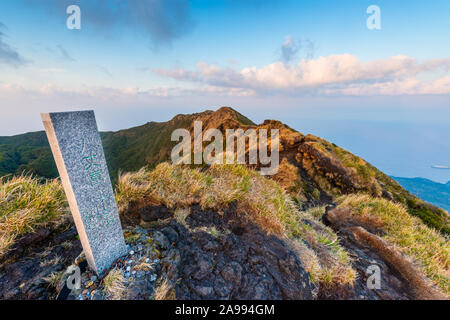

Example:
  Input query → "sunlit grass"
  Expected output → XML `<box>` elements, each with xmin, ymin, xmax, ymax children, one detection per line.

<box><xmin>338</xmin><ymin>194</ymin><xmax>450</xmax><ymax>294</ymax></box>
<box><xmin>0</xmin><ymin>174</ymin><xmax>68</xmax><ymax>257</ymax></box>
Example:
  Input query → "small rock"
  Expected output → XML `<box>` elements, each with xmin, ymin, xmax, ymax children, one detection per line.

<box><xmin>134</xmin><ymin>226</ymin><xmax>148</xmax><ymax>235</ymax></box>
<box><xmin>127</xmin><ymin>259</ymin><xmax>134</xmax><ymax>264</ymax></box>
<box><xmin>193</xmin><ymin>258</ymin><xmax>212</xmax><ymax>281</ymax></box>
<box><xmin>139</xmin><ymin>205</ymin><xmax>169</xmax><ymax>222</ymax></box>
<box><xmin>161</xmin><ymin>226</ymin><xmax>179</xmax><ymax>243</ymax></box>
<box><xmin>126</xmin><ymin>266</ymin><xmax>131</xmax><ymax>272</ymax></box>
<box><xmin>129</xmin><ymin>250</ymin><xmax>135</xmax><ymax>255</ymax></box>
<box><xmin>152</xmin><ymin>231</ymin><xmax>170</xmax><ymax>249</ymax></box>
<box><xmin>90</xmin><ymin>276</ymin><xmax>97</xmax><ymax>282</ymax></box>
<box><xmin>220</xmin><ymin>262</ymin><xmax>242</xmax><ymax>286</ymax></box>
<box><xmin>145</xmin><ymin>258</ymin><xmax>150</xmax><ymax>263</ymax></box>
<box><xmin>132</xmin><ymin>271</ymin><xmax>137</xmax><ymax>275</ymax></box>
<box><xmin>194</xmin><ymin>286</ymin><xmax>213</xmax><ymax>298</ymax></box>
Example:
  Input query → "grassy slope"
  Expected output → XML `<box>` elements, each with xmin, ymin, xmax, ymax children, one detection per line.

<box><xmin>337</xmin><ymin>194</ymin><xmax>449</xmax><ymax>294</ymax></box>
<box><xmin>301</xmin><ymin>135</ymin><xmax>450</xmax><ymax>234</ymax></box>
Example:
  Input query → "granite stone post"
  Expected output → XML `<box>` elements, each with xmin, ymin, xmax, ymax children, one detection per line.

<box><xmin>41</xmin><ymin>111</ymin><xmax>127</xmax><ymax>275</ymax></box>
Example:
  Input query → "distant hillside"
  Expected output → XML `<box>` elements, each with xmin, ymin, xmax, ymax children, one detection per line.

<box><xmin>0</xmin><ymin>131</ymin><xmax>59</xmax><ymax>179</ymax></box>
<box><xmin>0</xmin><ymin>108</ymin><xmax>254</xmax><ymax>181</ymax></box>
<box><xmin>392</xmin><ymin>177</ymin><xmax>450</xmax><ymax>212</ymax></box>
<box><xmin>0</xmin><ymin>107</ymin><xmax>448</xmax><ymax>234</ymax></box>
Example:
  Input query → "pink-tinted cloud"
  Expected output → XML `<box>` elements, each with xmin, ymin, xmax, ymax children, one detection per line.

<box><xmin>154</xmin><ymin>54</ymin><xmax>450</xmax><ymax>95</ymax></box>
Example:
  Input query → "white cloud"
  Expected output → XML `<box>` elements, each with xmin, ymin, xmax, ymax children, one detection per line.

<box><xmin>154</xmin><ymin>54</ymin><xmax>450</xmax><ymax>96</ymax></box>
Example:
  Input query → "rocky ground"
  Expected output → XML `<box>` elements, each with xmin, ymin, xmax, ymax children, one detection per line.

<box><xmin>0</xmin><ymin>202</ymin><xmax>425</xmax><ymax>300</ymax></box>
<box><xmin>0</xmin><ymin>219</ymin><xmax>82</xmax><ymax>300</ymax></box>
<box><xmin>62</xmin><ymin>226</ymin><xmax>162</xmax><ymax>300</ymax></box>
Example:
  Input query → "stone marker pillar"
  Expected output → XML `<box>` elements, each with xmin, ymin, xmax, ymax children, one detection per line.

<box><xmin>41</xmin><ymin>111</ymin><xmax>127</xmax><ymax>275</ymax></box>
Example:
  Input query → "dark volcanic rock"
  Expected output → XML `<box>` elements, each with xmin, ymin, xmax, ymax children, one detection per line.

<box><xmin>1</xmin><ymin>204</ymin><xmax>315</xmax><ymax>300</ymax></box>
<box><xmin>139</xmin><ymin>205</ymin><xmax>171</xmax><ymax>222</ymax></box>
<box><xmin>164</xmin><ymin>205</ymin><xmax>315</xmax><ymax>300</ymax></box>
<box><xmin>0</xmin><ymin>225</ymin><xmax>82</xmax><ymax>300</ymax></box>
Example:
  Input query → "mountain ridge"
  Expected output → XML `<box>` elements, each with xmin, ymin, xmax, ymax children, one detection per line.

<box><xmin>0</xmin><ymin>107</ymin><xmax>448</xmax><ymax>233</ymax></box>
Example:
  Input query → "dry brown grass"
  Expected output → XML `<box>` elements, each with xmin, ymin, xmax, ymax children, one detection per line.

<box><xmin>0</xmin><ymin>174</ymin><xmax>68</xmax><ymax>257</ymax></box>
<box><xmin>117</xmin><ymin>163</ymin><xmax>356</xmax><ymax>288</ymax></box>
<box><xmin>292</xmin><ymin>207</ymin><xmax>356</xmax><ymax>288</ymax></box>
<box><xmin>103</xmin><ymin>269</ymin><xmax>126</xmax><ymax>300</ymax></box>
<box><xmin>135</xmin><ymin>261</ymin><xmax>155</xmax><ymax>272</ymax></box>
<box><xmin>348</xmin><ymin>225</ymin><xmax>445</xmax><ymax>299</ymax></box>
<box><xmin>39</xmin><ymin>255</ymin><xmax>62</xmax><ymax>268</ymax></box>
<box><xmin>337</xmin><ymin>194</ymin><xmax>450</xmax><ymax>295</ymax></box>
<box><xmin>272</xmin><ymin>158</ymin><xmax>300</xmax><ymax>191</ymax></box>
<box><xmin>154</xmin><ymin>277</ymin><xmax>176</xmax><ymax>300</ymax></box>
<box><xmin>117</xmin><ymin>163</ymin><xmax>291</xmax><ymax>234</ymax></box>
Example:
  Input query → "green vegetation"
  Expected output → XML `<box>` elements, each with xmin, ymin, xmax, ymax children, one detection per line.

<box><xmin>43</xmin><ymin>271</ymin><xmax>64</xmax><ymax>289</ymax></box>
<box><xmin>0</xmin><ymin>174</ymin><xmax>68</xmax><ymax>257</ymax></box>
<box><xmin>0</xmin><ymin>108</ymin><xmax>255</xmax><ymax>184</ymax></box>
<box><xmin>337</xmin><ymin>194</ymin><xmax>450</xmax><ymax>294</ymax></box>
<box><xmin>0</xmin><ymin>131</ymin><xmax>58</xmax><ymax>179</ymax></box>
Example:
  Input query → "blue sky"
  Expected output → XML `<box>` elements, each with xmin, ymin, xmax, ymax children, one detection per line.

<box><xmin>0</xmin><ymin>0</ymin><xmax>449</xmax><ymax>181</ymax></box>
